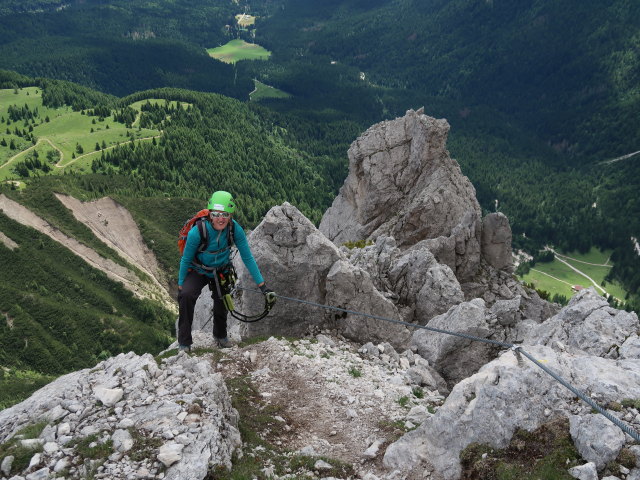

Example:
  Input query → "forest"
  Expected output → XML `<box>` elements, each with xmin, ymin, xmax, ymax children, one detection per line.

<box><xmin>1</xmin><ymin>0</ymin><xmax>640</xmax><ymax>403</ymax></box>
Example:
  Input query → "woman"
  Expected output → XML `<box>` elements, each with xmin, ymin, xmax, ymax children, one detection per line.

<box><xmin>177</xmin><ymin>191</ymin><xmax>272</xmax><ymax>350</ymax></box>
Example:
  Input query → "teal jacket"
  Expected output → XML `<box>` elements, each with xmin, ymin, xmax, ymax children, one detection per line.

<box><xmin>178</xmin><ymin>219</ymin><xmax>264</xmax><ymax>287</ymax></box>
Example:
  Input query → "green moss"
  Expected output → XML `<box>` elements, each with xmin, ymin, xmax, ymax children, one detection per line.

<box><xmin>460</xmin><ymin>418</ymin><xmax>581</xmax><ymax>480</ymax></box>
<box><xmin>342</xmin><ymin>239</ymin><xmax>374</xmax><ymax>249</ymax></box>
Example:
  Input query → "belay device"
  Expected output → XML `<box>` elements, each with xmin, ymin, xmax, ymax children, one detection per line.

<box><xmin>211</xmin><ymin>264</ymin><xmax>276</xmax><ymax>323</ymax></box>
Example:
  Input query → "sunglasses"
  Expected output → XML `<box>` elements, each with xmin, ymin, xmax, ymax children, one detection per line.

<box><xmin>210</xmin><ymin>211</ymin><xmax>231</xmax><ymax>218</ymax></box>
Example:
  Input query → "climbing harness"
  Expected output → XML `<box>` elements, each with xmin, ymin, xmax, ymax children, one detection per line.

<box><xmin>233</xmin><ymin>286</ymin><xmax>640</xmax><ymax>443</ymax></box>
<box><xmin>204</xmin><ymin>265</ymin><xmax>277</xmax><ymax>325</ymax></box>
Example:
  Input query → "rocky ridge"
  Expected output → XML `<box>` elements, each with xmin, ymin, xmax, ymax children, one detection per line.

<box><xmin>2</xmin><ymin>109</ymin><xmax>640</xmax><ymax>480</ymax></box>
<box><xmin>0</xmin><ymin>332</ymin><xmax>450</xmax><ymax>480</ymax></box>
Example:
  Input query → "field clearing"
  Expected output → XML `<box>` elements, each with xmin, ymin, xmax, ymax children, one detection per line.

<box><xmin>236</xmin><ymin>13</ymin><xmax>256</xmax><ymax>27</ymax></box>
<box><xmin>250</xmin><ymin>79</ymin><xmax>291</xmax><ymax>101</ymax></box>
<box><xmin>207</xmin><ymin>39</ymin><xmax>271</xmax><ymax>64</ymax></box>
<box><xmin>0</xmin><ymin>89</ymin><xmax>164</xmax><ymax>180</ymax></box>
<box><xmin>520</xmin><ymin>247</ymin><xmax>627</xmax><ymax>302</ymax></box>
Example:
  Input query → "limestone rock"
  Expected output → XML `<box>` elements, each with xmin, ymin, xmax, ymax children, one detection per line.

<box><xmin>325</xmin><ymin>259</ymin><xmax>411</xmax><ymax>350</ymax></box>
<box><xmin>232</xmin><ymin>203</ymin><xmax>343</xmax><ymax>339</ymax></box>
<box><xmin>388</xmin><ymin>245</ymin><xmax>464</xmax><ymax>325</ymax></box>
<box><xmin>158</xmin><ymin>442</ymin><xmax>184</xmax><ymax>467</ymax></box>
<box><xmin>1</xmin><ymin>455</ymin><xmax>14</xmax><ymax>476</ymax></box>
<box><xmin>346</xmin><ymin>236</ymin><xmax>400</xmax><ymax>293</ymax></box>
<box><xmin>481</xmin><ymin>212</ymin><xmax>513</xmax><ymax>271</ymax></box>
<box><xmin>383</xmin><ymin>345</ymin><xmax>640</xmax><ymax>480</ymax></box>
<box><xmin>319</xmin><ymin>109</ymin><xmax>483</xmax><ymax>282</ymax></box>
<box><xmin>620</xmin><ymin>334</ymin><xmax>640</xmax><ymax>359</ymax></box>
<box><xmin>569</xmin><ymin>414</ymin><xmax>625</xmax><ymax>470</ymax></box>
<box><xmin>93</xmin><ymin>386</ymin><xmax>124</xmax><ymax>406</ymax></box>
<box><xmin>488</xmin><ymin>296</ymin><xmax>521</xmax><ymax>327</ymax></box>
<box><xmin>410</xmin><ymin>299</ymin><xmax>496</xmax><ymax>385</ymax></box>
<box><xmin>524</xmin><ymin>287</ymin><xmax>639</xmax><ymax>357</ymax></box>
<box><xmin>0</xmin><ymin>351</ymin><xmax>240</xmax><ymax>480</ymax></box>
<box><xmin>568</xmin><ymin>462</ymin><xmax>598</xmax><ymax>480</ymax></box>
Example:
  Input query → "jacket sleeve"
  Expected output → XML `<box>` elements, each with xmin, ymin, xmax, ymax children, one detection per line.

<box><xmin>233</xmin><ymin>221</ymin><xmax>265</xmax><ymax>285</ymax></box>
<box><xmin>178</xmin><ymin>226</ymin><xmax>202</xmax><ymax>286</ymax></box>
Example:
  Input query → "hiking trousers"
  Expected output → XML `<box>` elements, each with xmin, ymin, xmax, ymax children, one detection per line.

<box><xmin>177</xmin><ymin>271</ymin><xmax>227</xmax><ymax>347</ymax></box>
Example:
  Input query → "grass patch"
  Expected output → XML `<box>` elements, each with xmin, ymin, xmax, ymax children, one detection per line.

<box><xmin>207</xmin><ymin>39</ymin><xmax>271</xmax><ymax>64</ymax></box>
<box><xmin>520</xmin><ymin>247</ymin><xmax>628</xmax><ymax>303</ymax></box>
<box><xmin>460</xmin><ymin>417</ymin><xmax>581</xmax><ymax>480</ymax></box>
<box><xmin>153</xmin><ymin>348</ymin><xmax>178</xmax><ymax>364</ymax></box>
<box><xmin>621</xmin><ymin>398</ymin><xmax>640</xmax><ymax>409</ymax></box>
<box><xmin>128</xmin><ymin>429</ymin><xmax>163</xmax><ymax>462</ymax></box>
<box><xmin>348</xmin><ymin>366</ymin><xmax>362</xmax><ymax>378</ymax></box>
<box><xmin>250</xmin><ymin>80</ymin><xmax>291</xmax><ymax>102</ymax></box>
<box><xmin>397</xmin><ymin>396</ymin><xmax>409</xmax><ymax>407</ymax></box>
<box><xmin>0</xmin><ymin>87</ymin><xmax>162</xmax><ymax>180</ymax></box>
<box><xmin>0</xmin><ymin>420</ymin><xmax>48</xmax><ymax>475</ymax></box>
<box><xmin>412</xmin><ymin>386</ymin><xmax>424</xmax><ymax>399</ymax></box>
<box><xmin>71</xmin><ymin>433</ymin><xmax>114</xmax><ymax>460</ymax></box>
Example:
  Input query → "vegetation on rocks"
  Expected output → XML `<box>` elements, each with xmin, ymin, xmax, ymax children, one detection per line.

<box><xmin>460</xmin><ymin>418</ymin><xmax>581</xmax><ymax>480</ymax></box>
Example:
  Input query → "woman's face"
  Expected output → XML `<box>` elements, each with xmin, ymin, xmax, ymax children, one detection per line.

<box><xmin>210</xmin><ymin>210</ymin><xmax>231</xmax><ymax>231</ymax></box>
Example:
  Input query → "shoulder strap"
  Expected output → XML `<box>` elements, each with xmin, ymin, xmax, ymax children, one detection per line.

<box><xmin>195</xmin><ymin>218</ymin><xmax>208</xmax><ymax>252</ymax></box>
<box><xmin>228</xmin><ymin>220</ymin><xmax>235</xmax><ymax>247</ymax></box>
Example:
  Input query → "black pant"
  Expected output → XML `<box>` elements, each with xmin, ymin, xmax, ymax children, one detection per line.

<box><xmin>178</xmin><ymin>271</ymin><xmax>228</xmax><ymax>346</ymax></box>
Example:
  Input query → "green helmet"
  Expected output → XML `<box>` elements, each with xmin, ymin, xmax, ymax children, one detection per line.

<box><xmin>207</xmin><ymin>191</ymin><xmax>236</xmax><ymax>213</ymax></box>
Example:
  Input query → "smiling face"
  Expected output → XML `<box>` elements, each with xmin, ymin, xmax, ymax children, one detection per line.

<box><xmin>210</xmin><ymin>210</ymin><xmax>231</xmax><ymax>231</ymax></box>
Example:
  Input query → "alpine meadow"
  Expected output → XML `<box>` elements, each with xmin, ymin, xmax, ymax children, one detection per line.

<box><xmin>0</xmin><ymin>0</ymin><xmax>640</xmax><ymax>476</ymax></box>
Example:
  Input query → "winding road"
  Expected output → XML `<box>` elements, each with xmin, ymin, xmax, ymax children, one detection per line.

<box><xmin>545</xmin><ymin>247</ymin><xmax>608</xmax><ymax>296</ymax></box>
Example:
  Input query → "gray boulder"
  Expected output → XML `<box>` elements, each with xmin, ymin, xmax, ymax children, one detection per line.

<box><xmin>388</xmin><ymin>245</ymin><xmax>464</xmax><ymax>325</ymax></box>
<box><xmin>319</xmin><ymin>109</ymin><xmax>483</xmax><ymax>282</ymax></box>
<box><xmin>620</xmin><ymin>334</ymin><xmax>640</xmax><ymax>359</ymax></box>
<box><xmin>231</xmin><ymin>203</ymin><xmax>343</xmax><ymax>339</ymax></box>
<box><xmin>488</xmin><ymin>296</ymin><xmax>521</xmax><ymax>327</ymax></box>
<box><xmin>346</xmin><ymin>236</ymin><xmax>401</xmax><ymax>294</ymax></box>
<box><xmin>524</xmin><ymin>287</ymin><xmax>639</xmax><ymax>357</ymax></box>
<box><xmin>383</xmin><ymin>345</ymin><xmax>640</xmax><ymax>480</ymax></box>
<box><xmin>481</xmin><ymin>212</ymin><xmax>513</xmax><ymax>272</ymax></box>
<box><xmin>409</xmin><ymin>299</ymin><xmax>497</xmax><ymax>385</ymax></box>
<box><xmin>325</xmin><ymin>259</ymin><xmax>412</xmax><ymax>350</ymax></box>
<box><xmin>569</xmin><ymin>463</ymin><xmax>598</xmax><ymax>480</ymax></box>
<box><xmin>569</xmin><ymin>414</ymin><xmax>625</xmax><ymax>470</ymax></box>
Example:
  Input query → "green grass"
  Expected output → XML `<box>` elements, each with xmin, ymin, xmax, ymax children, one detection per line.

<box><xmin>250</xmin><ymin>80</ymin><xmax>291</xmax><ymax>101</ymax></box>
<box><xmin>460</xmin><ymin>418</ymin><xmax>581</xmax><ymax>480</ymax></box>
<box><xmin>0</xmin><ymin>87</ymin><xmax>162</xmax><ymax>181</ymax></box>
<box><xmin>520</xmin><ymin>247</ymin><xmax>628</xmax><ymax>302</ymax></box>
<box><xmin>71</xmin><ymin>433</ymin><xmax>114</xmax><ymax>460</ymax></box>
<box><xmin>0</xmin><ymin>369</ymin><xmax>57</xmax><ymax>410</ymax></box>
<box><xmin>207</xmin><ymin>39</ymin><xmax>271</xmax><ymax>64</ymax></box>
<box><xmin>0</xmin><ymin>420</ymin><xmax>48</xmax><ymax>476</ymax></box>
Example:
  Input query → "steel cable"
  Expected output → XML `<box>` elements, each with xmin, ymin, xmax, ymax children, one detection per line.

<box><xmin>236</xmin><ymin>286</ymin><xmax>640</xmax><ymax>442</ymax></box>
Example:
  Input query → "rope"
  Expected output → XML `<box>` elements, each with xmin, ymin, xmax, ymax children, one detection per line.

<box><xmin>236</xmin><ymin>286</ymin><xmax>640</xmax><ymax>442</ymax></box>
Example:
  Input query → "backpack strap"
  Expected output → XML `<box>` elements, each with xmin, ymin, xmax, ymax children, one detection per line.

<box><xmin>195</xmin><ymin>218</ymin><xmax>208</xmax><ymax>253</ymax></box>
<box><xmin>228</xmin><ymin>220</ymin><xmax>235</xmax><ymax>247</ymax></box>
